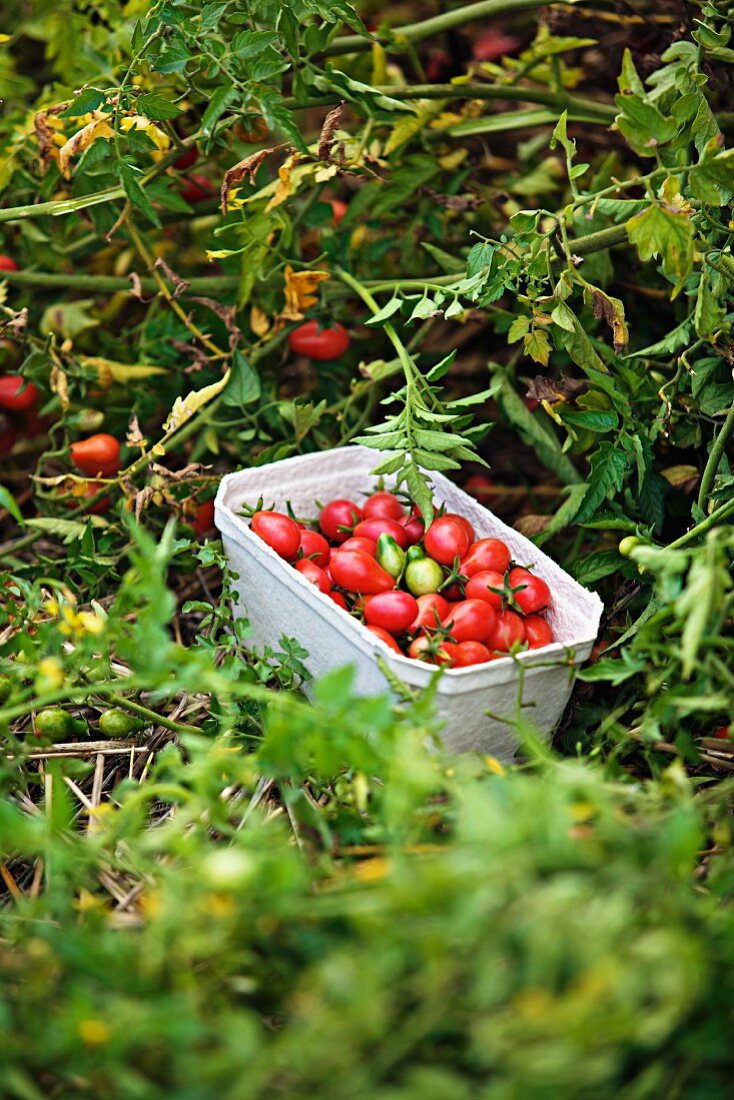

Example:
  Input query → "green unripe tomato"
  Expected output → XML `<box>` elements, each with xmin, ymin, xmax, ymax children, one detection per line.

<box><xmin>66</xmin><ymin>408</ymin><xmax>105</xmax><ymax>432</ymax></box>
<box><xmin>405</xmin><ymin>545</ymin><xmax>425</xmax><ymax>564</ymax></box>
<box><xmin>99</xmin><ymin>708</ymin><xmax>144</xmax><ymax>738</ymax></box>
<box><xmin>405</xmin><ymin>556</ymin><xmax>444</xmax><ymax>596</ymax></box>
<box><xmin>375</xmin><ymin>533</ymin><xmax>406</xmax><ymax>579</ymax></box>
<box><xmin>34</xmin><ymin>707</ymin><xmax>83</xmax><ymax>741</ymax></box>
<box><xmin>0</xmin><ymin>675</ymin><xmax>12</xmax><ymax>705</ymax></box>
<box><xmin>618</xmin><ymin>536</ymin><xmax>642</xmax><ymax>557</ymax></box>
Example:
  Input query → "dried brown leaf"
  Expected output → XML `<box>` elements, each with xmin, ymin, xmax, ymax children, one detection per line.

<box><xmin>221</xmin><ymin>149</ymin><xmax>271</xmax><ymax>213</ymax></box>
<box><xmin>318</xmin><ymin>103</ymin><xmax>344</xmax><ymax>163</ymax></box>
<box><xmin>155</xmin><ymin>257</ymin><xmax>189</xmax><ymax>299</ymax></box>
<box><xmin>526</xmin><ymin>376</ymin><xmax>588</xmax><ymax>404</ymax></box>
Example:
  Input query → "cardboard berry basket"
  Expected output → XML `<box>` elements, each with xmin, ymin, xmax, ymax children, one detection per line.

<box><xmin>215</xmin><ymin>446</ymin><xmax>603</xmax><ymax>760</ymax></box>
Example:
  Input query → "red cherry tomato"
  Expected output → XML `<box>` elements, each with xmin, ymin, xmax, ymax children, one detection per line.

<box><xmin>362</xmin><ymin>491</ymin><xmax>405</xmax><ymax>521</ymax></box>
<box><xmin>21</xmin><ymin>406</ymin><xmax>49</xmax><ymax>437</ymax></box>
<box><xmin>425</xmin><ymin>49</ymin><xmax>451</xmax><ymax>83</ymax></box>
<box><xmin>424</xmin><ymin>515</ymin><xmax>472</xmax><ymax>565</ymax></box>
<box><xmin>364</xmin><ymin>591</ymin><xmax>418</xmax><ymax>634</ymax></box>
<box><xmin>353</xmin><ymin>517</ymin><xmax>409</xmax><ymax>549</ymax></box>
<box><xmin>250</xmin><ymin>510</ymin><xmax>301</xmax><ymax>560</ymax></box>
<box><xmin>70</xmin><ymin>433</ymin><xmax>121</xmax><ymax>477</ymax></box>
<box><xmin>472</xmin><ymin>31</ymin><xmax>520</xmax><ymax>62</ymax></box>
<box><xmin>465</xmin><ymin>569</ymin><xmax>505</xmax><ymax>610</ymax></box>
<box><xmin>460</xmin><ymin>538</ymin><xmax>511</xmax><ymax>577</ymax></box>
<box><xmin>441</xmin><ymin>582</ymin><xmax>464</xmax><ymax>602</ymax></box>
<box><xmin>174</xmin><ymin>147</ymin><xmax>198</xmax><ymax>171</ymax></box>
<box><xmin>525</xmin><ymin>397</ymin><xmax>539</xmax><ymax>412</ymax></box>
<box><xmin>409</xmin><ymin>592</ymin><xmax>450</xmax><ymax>633</ymax></box>
<box><xmin>713</xmin><ymin>725</ymin><xmax>731</xmax><ymax>740</ymax></box>
<box><xmin>508</xmin><ymin>567</ymin><xmax>551</xmax><ymax>614</ymax></box>
<box><xmin>192</xmin><ymin>500</ymin><xmax>216</xmax><ymax>537</ymax></box>
<box><xmin>441</xmin><ymin>598</ymin><xmax>496</xmax><ymax>643</ymax></box>
<box><xmin>407</xmin><ymin>635</ymin><xmax>453</xmax><ymax>665</ymax></box>
<box><xmin>367</xmin><ymin>625</ymin><xmax>403</xmax><ymax>654</ymax></box>
<box><xmin>329</xmin><ymin>550</ymin><xmax>395</xmax><ymax>594</ymax></box>
<box><xmin>329</xmin><ymin>591</ymin><xmax>348</xmax><ymax>611</ymax></box>
<box><xmin>179</xmin><ymin>173</ymin><xmax>214</xmax><ymax>204</ymax></box>
<box><xmin>0</xmin><ymin>375</ymin><xmax>40</xmax><ymax>412</ymax></box>
<box><xmin>524</xmin><ymin>615</ymin><xmax>554</xmax><ymax>649</ymax></box>
<box><xmin>463</xmin><ymin>474</ymin><xmax>494</xmax><ymax>504</ymax></box>
<box><xmin>454</xmin><ymin>515</ymin><xmax>475</xmax><ymax>543</ymax></box>
<box><xmin>288</xmin><ymin>320</ymin><xmax>350</xmax><ymax>362</ymax></box>
<box><xmin>294</xmin><ymin>557</ymin><xmax>331</xmax><ymax>594</ymax></box>
<box><xmin>298</xmin><ymin>528</ymin><xmax>331</xmax><ymax>568</ymax></box>
<box><xmin>340</xmin><ymin>536</ymin><xmax>377</xmax><ymax>557</ymax></box>
<box><xmin>319</xmin><ymin>498</ymin><xmax>362</xmax><ymax>542</ymax></box>
<box><xmin>329</xmin><ymin>199</ymin><xmax>348</xmax><ymax>224</ymax></box>
<box><xmin>487</xmin><ymin>610</ymin><xmax>526</xmax><ymax>652</ymax></box>
<box><xmin>0</xmin><ymin>255</ymin><xmax>19</xmax><ymax>272</ymax></box>
<box><xmin>451</xmin><ymin>640</ymin><xmax>492</xmax><ymax>667</ymax></box>
<box><xmin>399</xmin><ymin>513</ymin><xmax>424</xmax><ymax>545</ymax></box>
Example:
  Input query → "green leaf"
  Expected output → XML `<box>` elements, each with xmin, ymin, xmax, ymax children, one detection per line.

<box><xmin>688</xmin><ymin>150</ymin><xmax>734</xmax><ymax>204</ymax></box>
<box><xmin>694</xmin><ymin>266</ymin><xmax>726</xmax><ymax>340</ymax></box>
<box><xmin>574</xmin><ymin>443</ymin><xmax>628</xmax><ymax>523</ymax></box>
<box><xmin>61</xmin><ymin>89</ymin><xmax>106</xmax><ymax>117</ymax></box>
<box><xmin>231</xmin><ymin>29</ymin><xmax>279</xmax><ymax>57</ymax></box>
<box><xmin>119</xmin><ymin>162</ymin><xmax>161</xmax><ymax>227</ymax></box>
<box><xmin>0</xmin><ymin>486</ymin><xmax>23</xmax><ymax>524</ymax></box>
<box><xmin>202</xmin><ymin>86</ymin><xmax>239</xmax><ymax>133</ymax></box>
<box><xmin>560</xmin><ymin>409</ymin><xmax>618</xmax><ymax>432</ymax></box>
<box><xmin>426</xmin><ymin>351</ymin><xmax>456</xmax><ymax>382</ymax></box>
<box><xmin>626</xmin><ymin>200</ymin><xmax>694</xmax><ymax>291</ymax></box>
<box><xmin>137</xmin><ymin>93</ymin><xmax>181</xmax><ymax>120</ymax></box>
<box><xmin>421</xmin><ymin>243</ymin><xmax>465</xmax><ymax>274</ymax></box>
<box><xmin>364</xmin><ymin>297</ymin><xmax>403</xmax><ymax>328</ymax></box>
<box><xmin>614</xmin><ymin>95</ymin><xmax>678</xmax><ymax>157</ymax></box>
<box><xmin>369</xmin><ymin>452</ymin><xmax>404</xmax><ymax>476</ymax></box>
<box><xmin>223</xmin><ymin>350</ymin><xmax>261</xmax><ymax>407</ymax></box>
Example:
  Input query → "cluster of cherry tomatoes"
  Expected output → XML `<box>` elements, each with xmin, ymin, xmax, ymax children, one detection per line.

<box><xmin>0</xmin><ymin>373</ymin><xmax>44</xmax><ymax>455</ymax></box>
<box><xmin>246</xmin><ymin>489</ymin><xmax>555</xmax><ymax>668</ymax></box>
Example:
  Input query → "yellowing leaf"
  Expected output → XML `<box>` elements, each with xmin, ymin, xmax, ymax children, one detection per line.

<box><xmin>282</xmin><ymin>264</ymin><xmax>330</xmax><ymax>321</ymax></box>
<box><xmin>250</xmin><ymin>304</ymin><xmax>271</xmax><ymax>337</ymax></box>
<box><xmin>58</xmin><ymin>118</ymin><xmax>114</xmax><ymax>179</ymax></box>
<box><xmin>77</xmin><ymin>356</ymin><xmax>167</xmax><ymax>387</ymax></box>
<box><xmin>384</xmin><ymin>101</ymin><xmax>444</xmax><ymax>157</ymax></box>
<box><xmin>119</xmin><ymin>115</ymin><xmax>171</xmax><ymax>160</ymax></box>
<box><xmin>265</xmin><ymin>154</ymin><xmax>299</xmax><ymax>212</ymax></box>
<box><xmin>163</xmin><ymin>370</ymin><xmax>231</xmax><ymax>434</ymax></box>
<box><xmin>524</xmin><ymin>328</ymin><xmax>552</xmax><ymax>366</ymax></box>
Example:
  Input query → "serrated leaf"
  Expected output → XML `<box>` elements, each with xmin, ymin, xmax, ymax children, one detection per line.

<box><xmin>369</xmin><ymin>452</ymin><xmax>404</xmax><ymax>476</ymax></box>
<box><xmin>560</xmin><ymin>409</ymin><xmax>618</xmax><ymax>432</ymax></box>
<box><xmin>574</xmin><ymin>443</ymin><xmax>628</xmax><ymax>523</ymax></box>
<box><xmin>413</xmin><ymin>450</ymin><xmax>461</xmax><ymax>471</ymax></box>
<box><xmin>626</xmin><ymin>200</ymin><xmax>694</xmax><ymax>289</ymax></box>
<box><xmin>524</xmin><ymin>328</ymin><xmax>551</xmax><ymax>366</ymax></box>
<box><xmin>508</xmin><ymin>315</ymin><xmax>531</xmax><ymax>343</ymax></box>
<box><xmin>137</xmin><ymin>93</ymin><xmax>181</xmax><ymax>120</ymax></box>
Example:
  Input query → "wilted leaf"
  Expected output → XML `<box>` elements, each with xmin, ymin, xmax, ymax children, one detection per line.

<box><xmin>221</xmin><ymin>149</ymin><xmax>272</xmax><ymax>213</ymax></box>
<box><xmin>265</xmin><ymin>154</ymin><xmax>300</xmax><ymax>212</ymax></box>
<box><xmin>58</xmin><ymin>117</ymin><xmax>114</xmax><ymax>179</ymax></box>
<box><xmin>282</xmin><ymin>265</ymin><xmax>330</xmax><ymax>321</ymax></box>
<box><xmin>590</xmin><ymin>288</ymin><xmax>629</xmax><ymax>350</ymax></box>
<box><xmin>163</xmin><ymin>371</ymin><xmax>231</xmax><ymax>433</ymax></box>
